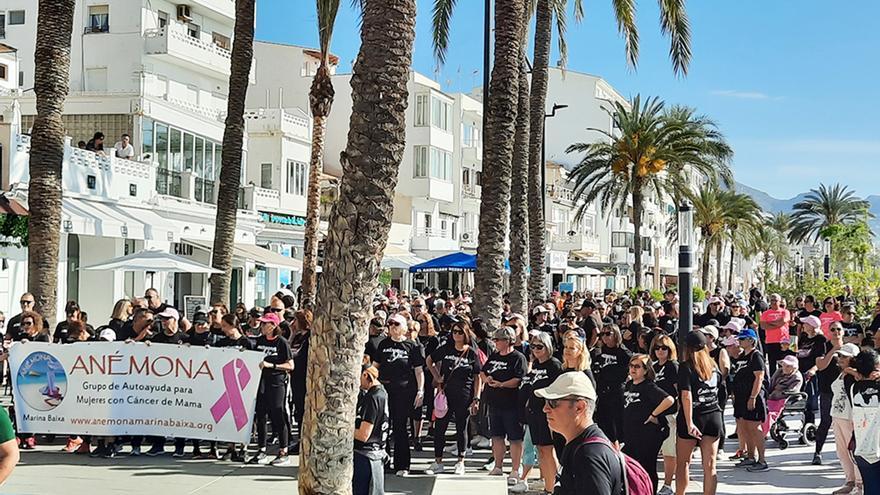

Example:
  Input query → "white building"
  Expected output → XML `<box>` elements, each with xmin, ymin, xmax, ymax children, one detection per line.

<box><xmin>0</xmin><ymin>1</ymin><xmax>307</xmax><ymax>321</ymax></box>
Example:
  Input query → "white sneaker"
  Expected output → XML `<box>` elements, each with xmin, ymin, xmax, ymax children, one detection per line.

<box><xmin>658</xmin><ymin>486</ymin><xmax>674</xmax><ymax>495</ymax></box>
<box><xmin>454</xmin><ymin>461</ymin><xmax>466</xmax><ymax>475</ymax></box>
<box><xmin>509</xmin><ymin>480</ymin><xmax>529</xmax><ymax>493</ymax></box>
<box><xmin>506</xmin><ymin>467</ymin><xmax>522</xmax><ymax>485</ymax></box>
<box><xmin>395</xmin><ymin>470</ymin><xmax>409</xmax><ymax>477</ymax></box>
<box><xmin>484</xmin><ymin>460</ymin><xmax>497</xmax><ymax>472</ymax></box>
<box><xmin>425</xmin><ymin>462</ymin><xmax>444</xmax><ymax>475</ymax></box>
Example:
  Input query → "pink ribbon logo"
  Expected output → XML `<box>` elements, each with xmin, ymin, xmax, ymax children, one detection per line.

<box><xmin>210</xmin><ymin>359</ymin><xmax>252</xmax><ymax>431</ymax></box>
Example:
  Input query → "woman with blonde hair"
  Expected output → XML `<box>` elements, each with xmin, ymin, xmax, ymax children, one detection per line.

<box><xmin>623</xmin><ymin>306</ymin><xmax>645</xmax><ymax>352</ymax></box>
<box><xmin>651</xmin><ymin>334</ymin><xmax>680</xmax><ymax>495</ymax></box>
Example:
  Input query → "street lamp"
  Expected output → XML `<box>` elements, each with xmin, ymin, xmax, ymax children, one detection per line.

<box><xmin>677</xmin><ymin>202</ymin><xmax>694</xmax><ymax>350</ymax></box>
<box><xmin>542</xmin><ymin>103</ymin><xmax>569</xmax><ymax>223</ymax></box>
<box><xmin>823</xmin><ymin>238</ymin><xmax>831</xmax><ymax>280</ymax></box>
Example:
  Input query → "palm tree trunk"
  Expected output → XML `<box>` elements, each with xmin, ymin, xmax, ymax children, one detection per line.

<box><xmin>632</xmin><ymin>189</ymin><xmax>643</xmax><ymax>288</ymax></box>
<box><xmin>301</xmin><ymin>64</ymin><xmax>335</xmax><ymax>308</ymax></box>
<box><xmin>508</xmin><ymin>15</ymin><xmax>531</xmax><ymax>317</ymax></box>
<box><xmin>28</xmin><ymin>0</ymin><xmax>76</xmax><ymax>326</ymax></box>
<box><xmin>715</xmin><ymin>238</ymin><xmax>723</xmax><ymax>290</ymax></box>
<box><xmin>474</xmin><ymin>0</ymin><xmax>525</xmax><ymax>328</ymax></box>
<box><xmin>727</xmin><ymin>236</ymin><xmax>736</xmax><ymax>291</ymax></box>
<box><xmin>701</xmin><ymin>239</ymin><xmax>711</xmax><ymax>290</ymax></box>
<box><xmin>526</xmin><ymin>0</ymin><xmax>551</xmax><ymax>300</ymax></box>
<box><xmin>298</xmin><ymin>0</ymin><xmax>416</xmax><ymax>492</ymax></box>
<box><xmin>209</xmin><ymin>0</ymin><xmax>255</xmax><ymax>305</ymax></box>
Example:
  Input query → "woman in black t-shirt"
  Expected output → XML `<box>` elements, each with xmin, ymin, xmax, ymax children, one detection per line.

<box><xmin>425</xmin><ymin>319</ymin><xmax>481</xmax><ymax>476</ymax></box>
<box><xmin>676</xmin><ymin>331</ymin><xmax>723</xmax><ymax>495</ymax></box>
<box><xmin>412</xmin><ymin>313</ymin><xmax>440</xmax><ymax>451</ymax></box>
<box><xmin>376</xmin><ymin>314</ymin><xmax>425</xmax><ymax>476</ymax></box>
<box><xmin>592</xmin><ymin>323</ymin><xmax>632</xmax><ymax>446</ymax></box>
<box><xmin>14</xmin><ymin>311</ymin><xmax>49</xmax><ymax>450</ymax></box>
<box><xmin>651</xmin><ymin>333</ymin><xmax>680</xmax><ymax>494</ymax></box>
<box><xmin>288</xmin><ymin>309</ymin><xmax>311</xmax><ymax>454</ymax></box>
<box><xmin>623</xmin><ymin>354</ymin><xmax>674</xmax><ymax>493</ymax></box>
<box><xmin>521</xmin><ymin>331</ymin><xmax>562</xmax><ymax>493</ymax></box>
<box><xmin>216</xmin><ymin>314</ymin><xmax>255</xmax><ymax>462</ymax></box>
<box><xmin>248</xmin><ymin>313</ymin><xmax>294</xmax><ymax>467</ymax></box>
<box><xmin>798</xmin><ymin>315</ymin><xmax>827</xmax><ymax>426</ymax></box>
<box><xmin>481</xmin><ymin>326</ymin><xmax>527</xmax><ymax>479</ymax></box>
<box><xmin>732</xmin><ymin>331</ymin><xmax>769</xmax><ymax>472</ymax></box>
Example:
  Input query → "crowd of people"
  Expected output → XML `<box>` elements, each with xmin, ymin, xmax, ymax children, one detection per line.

<box><xmin>1</xmin><ymin>284</ymin><xmax>880</xmax><ymax>495</ymax></box>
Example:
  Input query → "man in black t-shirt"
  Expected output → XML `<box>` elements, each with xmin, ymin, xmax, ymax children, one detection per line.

<box><xmin>535</xmin><ymin>372</ymin><xmax>624</xmax><ymax>495</ymax></box>
<box><xmin>354</xmin><ymin>365</ymin><xmax>389</xmax><ymax>495</ymax></box>
<box><xmin>695</xmin><ymin>297</ymin><xmax>731</xmax><ymax>328</ymax></box>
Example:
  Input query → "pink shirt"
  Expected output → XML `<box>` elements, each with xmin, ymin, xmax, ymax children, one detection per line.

<box><xmin>760</xmin><ymin>308</ymin><xmax>791</xmax><ymax>344</ymax></box>
<box><xmin>819</xmin><ymin>311</ymin><xmax>842</xmax><ymax>333</ymax></box>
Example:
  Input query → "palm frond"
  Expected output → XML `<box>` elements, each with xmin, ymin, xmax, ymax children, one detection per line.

<box><xmin>657</xmin><ymin>0</ymin><xmax>691</xmax><ymax>76</ymax></box>
<box><xmin>316</xmin><ymin>0</ymin><xmax>342</xmax><ymax>62</ymax></box>
<box><xmin>611</xmin><ymin>0</ymin><xmax>639</xmax><ymax>69</ymax></box>
<box><xmin>552</xmin><ymin>0</ymin><xmax>570</xmax><ymax>69</ymax></box>
<box><xmin>432</xmin><ymin>0</ymin><xmax>458</xmax><ymax>66</ymax></box>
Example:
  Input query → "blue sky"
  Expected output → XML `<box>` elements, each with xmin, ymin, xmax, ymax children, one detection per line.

<box><xmin>256</xmin><ymin>1</ymin><xmax>880</xmax><ymax>199</ymax></box>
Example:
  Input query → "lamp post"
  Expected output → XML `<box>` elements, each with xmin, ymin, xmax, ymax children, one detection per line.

<box><xmin>823</xmin><ymin>238</ymin><xmax>831</xmax><ymax>280</ymax></box>
<box><xmin>541</xmin><ymin>103</ymin><xmax>568</xmax><ymax>223</ymax></box>
<box><xmin>677</xmin><ymin>202</ymin><xmax>694</xmax><ymax>350</ymax></box>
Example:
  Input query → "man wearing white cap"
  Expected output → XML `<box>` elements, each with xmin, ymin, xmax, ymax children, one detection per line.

<box><xmin>695</xmin><ymin>296</ymin><xmax>731</xmax><ymax>328</ymax></box>
<box><xmin>535</xmin><ymin>372</ymin><xmax>624</xmax><ymax>495</ymax></box>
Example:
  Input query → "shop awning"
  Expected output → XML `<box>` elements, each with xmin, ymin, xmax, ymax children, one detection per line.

<box><xmin>410</xmin><ymin>252</ymin><xmax>509</xmax><ymax>273</ymax></box>
<box><xmin>567</xmin><ymin>265</ymin><xmax>604</xmax><ymax>276</ymax></box>
<box><xmin>80</xmin><ymin>248</ymin><xmax>221</xmax><ymax>274</ymax></box>
<box><xmin>186</xmin><ymin>240</ymin><xmax>306</xmax><ymax>272</ymax></box>
<box><xmin>0</xmin><ymin>194</ymin><xmax>28</xmax><ymax>216</ymax></box>
<box><xmin>381</xmin><ymin>244</ymin><xmax>425</xmax><ymax>270</ymax></box>
<box><xmin>61</xmin><ymin>196</ymin><xmax>182</xmax><ymax>241</ymax></box>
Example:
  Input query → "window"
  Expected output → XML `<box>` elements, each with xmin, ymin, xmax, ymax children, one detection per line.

<box><xmin>0</xmin><ymin>14</ymin><xmax>5</xmax><ymax>39</ymax></box>
<box><xmin>212</xmin><ymin>32</ymin><xmax>231</xmax><ymax>50</ymax></box>
<box><xmin>440</xmin><ymin>218</ymin><xmax>447</xmax><ymax>235</ymax></box>
<box><xmin>8</xmin><ymin>11</ymin><xmax>24</xmax><ymax>25</ymax></box>
<box><xmin>451</xmin><ymin>220</ymin><xmax>457</xmax><ymax>240</ymax></box>
<box><xmin>642</xmin><ymin>236</ymin><xmax>652</xmax><ymax>252</ymax></box>
<box><xmin>611</xmin><ymin>232</ymin><xmax>633</xmax><ymax>248</ymax></box>
<box><xmin>475</xmin><ymin>171</ymin><xmax>483</xmax><ymax>186</ymax></box>
<box><xmin>462</xmin><ymin>168</ymin><xmax>470</xmax><ymax>186</ymax></box>
<box><xmin>413</xmin><ymin>145</ymin><xmax>428</xmax><ymax>178</ymax></box>
<box><xmin>169</xmin><ymin>128</ymin><xmax>182</xmax><ymax>171</ymax></box>
<box><xmin>18</xmin><ymin>71</ymin><xmax>23</xmax><ymax>87</ymax></box>
<box><xmin>430</xmin><ymin>147</ymin><xmax>452</xmax><ymax>181</ymax></box>
<box><xmin>157</xmin><ymin>11</ymin><xmax>168</xmax><ymax>29</ymax></box>
<box><xmin>463</xmin><ymin>123</ymin><xmax>479</xmax><ymax>147</ymax></box>
<box><xmin>414</xmin><ymin>94</ymin><xmax>429</xmax><ymax>126</ymax></box>
<box><xmin>187</xmin><ymin>23</ymin><xmax>200</xmax><ymax>39</ymax></box>
<box><xmin>141</xmin><ymin>118</ymin><xmax>154</xmax><ymax>155</ymax></box>
<box><xmin>155</xmin><ymin>123</ymin><xmax>169</xmax><ymax>170</ymax></box>
<box><xmin>183</xmin><ymin>133</ymin><xmax>194</xmax><ymax>171</ymax></box>
<box><xmin>0</xmin><ymin>64</ymin><xmax>6</xmax><ymax>80</ymax></box>
<box><xmin>424</xmin><ymin>213</ymin><xmax>432</xmax><ymax>230</ymax></box>
<box><xmin>431</xmin><ymin>96</ymin><xmax>451</xmax><ymax>131</ymax></box>
<box><xmin>87</xmin><ymin>5</ymin><xmax>109</xmax><ymax>33</ymax></box>
<box><xmin>260</xmin><ymin>163</ymin><xmax>273</xmax><ymax>189</ymax></box>
<box><xmin>287</xmin><ymin>160</ymin><xmax>307</xmax><ymax>196</ymax></box>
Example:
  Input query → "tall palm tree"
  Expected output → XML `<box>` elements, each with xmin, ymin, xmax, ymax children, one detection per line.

<box><xmin>298</xmin><ymin>0</ymin><xmax>416</xmax><ymax>492</ymax></box>
<box><xmin>300</xmin><ymin>0</ymin><xmax>341</xmax><ymax>308</ymax></box>
<box><xmin>508</xmin><ymin>7</ymin><xmax>531</xmax><ymax>316</ymax></box>
<box><xmin>527</xmin><ymin>0</ymin><xmax>691</xmax><ymax>300</ymax></box>
<box><xmin>27</xmin><ymin>0</ymin><xmax>76</xmax><ymax>325</ymax></box>
<box><xmin>691</xmin><ymin>186</ymin><xmax>725</xmax><ymax>290</ymax></box>
<box><xmin>567</xmin><ymin>96</ymin><xmax>733</xmax><ymax>288</ymax></box>
<box><xmin>767</xmin><ymin>211</ymin><xmax>791</xmax><ymax>239</ymax></box>
<box><xmin>723</xmin><ymin>193</ymin><xmax>762</xmax><ymax>290</ymax></box>
<box><xmin>209</xmin><ymin>0</ymin><xmax>255</xmax><ymax>305</ymax></box>
<box><xmin>789</xmin><ymin>183</ymin><xmax>872</xmax><ymax>243</ymax></box>
<box><xmin>747</xmin><ymin>224</ymin><xmax>786</xmax><ymax>290</ymax></box>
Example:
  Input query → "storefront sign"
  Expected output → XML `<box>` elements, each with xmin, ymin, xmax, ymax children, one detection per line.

<box><xmin>9</xmin><ymin>342</ymin><xmax>263</xmax><ymax>443</ymax></box>
<box><xmin>259</xmin><ymin>211</ymin><xmax>306</xmax><ymax>227</ymax></box>
<box><xmin>173</xmin><ymin>242</ymin><xmax>194</xmax><ymax>257</ymax></box>
<box><xmin>547</xmin><ymin>251</ymin><xmax>569</xmax><ymax>270</ymax></box>
<box><xmin>184</xmin><ymin>295</ymin><xmax>207</xmax><ymax>319</ymax></box>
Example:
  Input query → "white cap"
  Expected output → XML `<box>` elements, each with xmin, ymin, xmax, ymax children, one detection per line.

<box><xmin>837</xmin><ymin>343</ymin><xmax>860</xmax><ymax>358</ymax></box>
<box><xmin>99</xmin><ymin>328</ymin><xmax>117</xmax><ymax>342</ymax></box>
<box><xmin>534</xmin><ymin>371</ymin><xmax>597</xmax><ymax>401</ymax></box>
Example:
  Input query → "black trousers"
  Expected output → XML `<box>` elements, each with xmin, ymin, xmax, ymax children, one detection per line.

<box><xmin>291</xmin><ymin>378</ymin><xmax>306</xmax><ymax>435</ymax></box>
<box><xmin>386</xmin><ymin>384</ymin><xmax>416</xmax><ymax>471</ymax></box>
<box><xmin>766</xmin><ymin>343</ymin><xmax>787</xmax><ymax>376</ymax></box>
<box><xmin>623</xmin><ymin>429</ymin><xmax>665</xmax><ymax>495</ymax></box>
<box><xmin>814</xmin><ymin>391</ymin><xmax>833</xmax><ymax>454</ymax></box>
<box><xmin>433</xmin><ymin>397</ymin><xmax>470</xmax><ymax>459</ymax></box>
<box><xmin>255</xmin><ymin>380</ymin><xmax>290</xmax><ymax>452</ymax></box>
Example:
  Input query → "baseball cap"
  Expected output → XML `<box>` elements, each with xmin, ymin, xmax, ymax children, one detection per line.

<box><xmin>779</xmin><ymin>355</ymin><xmax>799</xmax><ymax>368</ymax></box>
<box><xmin>99</xmin><ymin>328</ymin><xmax>117</xmax><ymax>342</ymax></box>
<box><xmin>723</xmin><ymin>320</ymin><xmax>744</xmax><ymax>334</ymax></box>
<box><xmin>533</xmin><ymin>306</ymin><xmax>549</xmax><ymax>315</ymax></box>
<box><xmin>738</xmin><ymin>328</ymin><xmax>759</xmax><ymax>341</ymax></box>
<box><xmin>248</xmin><ymin>307</ymin><xmax>262</xmax><ymax>319</ymax></box>
<box><xmin>801</xmin><ymin>315</ymin><xmax>821</xmax><ymax>330</ymax></box>
<box><xmin>157</xmin><ymin>307</ymin><xmax>179</xmax><ymax>321</ymax></box>
<box><xmin>374</xmin><ymin>310</ymin><xmax>388</xmax><ymax>323</ymax></box>
<box><xmin>708</xmin><ymin>296</ymin><xmax>724</xmax><ymax>305</ymax></box>
<box><xmin>388</xmin><ymin>314</ymin><xmax>408</xmax><ymax>328</ymax></box>
<box><xmin>700</xmin><ymin>325</ymin><xmax>719</xmax><ymax>340</ymax></box>
<box><xmin>493</xmin><ymin>326</ymin><xmax>516</xmax><ymax>342</ymax></box>
<box><xmin>192</xmin><ymin>311</ymin><xmax>209</xmax><ymax>325</ymax></box>
<box><xmin>721</xmin><ymin>336</ymin><xmax>739</xmax><ymax>347</ymax></box>
<box><xmin>685</xmin><ymin>331</ymin><xmax>708</xmax><ymax>350</ymax></box>
<box><xmin>837</xmin><ymin>343</ymin><xmax>860</xmax><ymax>358</ymax></box>
<box><xmin>534</xmin><ymin>371</ymin><xmax>597</xmax><ymax>401</ymax></box>
<box><xmin>258</xmin><ymin>312</ymin><xmax>281</xmax><ymax>326</ymax></box>
<box><xmin>736</xmin><ymin>300</ymin><xmax>749</xmax><ymax>309</ymax></box>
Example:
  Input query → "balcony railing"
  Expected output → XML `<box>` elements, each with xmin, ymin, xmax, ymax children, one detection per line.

<box><xmin>462</xmin><ymin>183</ymin><xmax>480</xmax><ymax>199</ymax></box>
<box><xmin>195</xmin><ymin>177</ymin><xmax>216</xmax><ymax>204</ymax></box>
<box><xmin>156</xmin><ymin>168</ymin><xmax>183</xmax><ymax>198</ymax></box>
<box><xmin>244</xmin><ymin>108</ymin><xmax>310</xmax><ymax>141</ymax></box>
<box><xmin>144</xmin><ymin>24</ymin><xmax>255</xmax><ymax>81</ymax></box>
<box><xmin>415</xmin><ymin>227</ymin><xmax>450</xmax><ymax>238</ymax></box>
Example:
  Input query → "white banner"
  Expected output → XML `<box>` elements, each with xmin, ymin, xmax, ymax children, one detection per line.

<box><xmin>9</xmin><ymin>342</ymin><xmax>264</xmax><ymax>444</ymax></box>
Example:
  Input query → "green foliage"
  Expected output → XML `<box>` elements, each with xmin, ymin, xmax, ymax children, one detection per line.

<box><xmin>820</xmin><ymin>220</ymin><xmax>872</xmax><ymax>272</ymax></box>
<box><xmin>692</xmin><ymin>286</ymin><xmax>706</xmax><ymax>302</ymax></box>
<box><xmin>650</xmin><ymin>289</ymin><xmax>664</xmax><ymax>302</ymax></box>
<box><xmin>0</xmin><ymin>214</ymin><xmax>28</xmax><ymax>247</ymax></box>
<box><xmin>767</xmin><ymin>270</ymin><xmax>880</xmax><ymax>320</ymax></box>
<box><xmin>789</xmin><ymin>183</ymin><xmax>873</xmax><ymax>243</ymax></box>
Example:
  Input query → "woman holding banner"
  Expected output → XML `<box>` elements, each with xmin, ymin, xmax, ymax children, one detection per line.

<box><xmin>248</xmin><ymin>312</ymin><xmax>294</xmax><ymax>467</ymax></box>
<box><xmin>12</xmin><ymin>311</ymin><xmax>48</xmax><ymax>450</ymax></box>
<box><xmin>217</xmin><ymin>314</ymin><xmax>254</xmax><ymax>462</ymax></box>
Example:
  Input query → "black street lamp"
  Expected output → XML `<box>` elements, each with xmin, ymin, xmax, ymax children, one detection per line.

<box><xmin>823</xmin><ymin>238</ymin><xmax>831</xmax><ymax>280</ymax></box>
<box><xmin>541</xmin><ymin>103</ymin><xmax>568</xmax><ymax>222</ymax></box>
<box><xmin>677</xmin><ymin>202</ymin><xmax>694</xmax><ymax>350</ymax></box>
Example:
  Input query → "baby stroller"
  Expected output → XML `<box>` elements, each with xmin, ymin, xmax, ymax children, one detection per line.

<box><xmin>767</xmin><ymin>392</ymin><xmax>817</xmax><ymax>450</ymax></box>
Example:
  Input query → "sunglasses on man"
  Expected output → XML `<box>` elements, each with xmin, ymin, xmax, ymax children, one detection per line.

<box><xmin>545</xmin><ymin>397</ymin><xmax>581</xmax><ymax>409</ymax></box>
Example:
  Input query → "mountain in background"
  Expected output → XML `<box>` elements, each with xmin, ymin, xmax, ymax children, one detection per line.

<box><xmin>735</xmin><ymin>181</ymin><xmax>880</xmax><ymax>235</ymax></box>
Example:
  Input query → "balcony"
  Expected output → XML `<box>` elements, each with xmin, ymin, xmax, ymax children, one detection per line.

<box><xmin>156</xmin><ymin>168</ymin><xmax>183</xmax><ymax>198</ymax></box>
<box><xmin>462</xmin><ymin>145</ymin><xmax>482</xmax><ymax>164</ymax></box>
<box><xmin>190</xmin><ymin>0</ymin><xmax>235</xmax><ymax>19</ymax></box>
<box><xmin>553</xmin><ymin>231</ymin><xmax>601</xmax><ymax>255</ymax></box>
<box><xmin>460</xmin><ymin>231</ymin><xmax>478</xmax><ymax>249</ymax></box>
<box><xmin>462</xmin><ymin>183</ymin><xmax>481</xmax><ymax>200</ymax></box>
<box><xmin>144</xmin><ymin>24</ymin><xmax>255</xmax><ymax>82</ymax></box>
<box><xmin>409</xmin><ymin>177</ymin><xmax>454</xmax><ymax>203</ymax></box>
<box><xmin>239</xmin><ymin>185</ymin><xmax>281</xmax><ymax>211</ymax></box>
<box><xmin>547</xmin><ymin>183</ymin><xmax>575</xmax><ymax>205</ymax></box>
<box><xmin>411</xmin><ymin>227</ymin><xmax>459</xmax><ymax>252</ymax></box>
<box><xmin>194</xmin><ymin>177</ymin><xmax>216</xmax><ymax>204</ymax></box>
<box><xmin>244</xmin><ymin>108</ymin><xmax>310</xmax><ymax>142</ymax></box>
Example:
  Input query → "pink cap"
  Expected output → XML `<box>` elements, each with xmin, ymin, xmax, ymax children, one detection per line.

<box><xmin>259</xmin><ymin>312</ymin><xmax>281</xmax><ymax>326</ymax></box>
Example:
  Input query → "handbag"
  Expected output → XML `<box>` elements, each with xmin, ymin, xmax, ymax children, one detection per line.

<box><xmin>433</xmin><ymin>346</ymin><xmax>471</xmax><ymax>420</ymax></box>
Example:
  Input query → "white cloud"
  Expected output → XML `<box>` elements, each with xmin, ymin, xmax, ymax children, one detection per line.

<box><xmin>710</xmin><ymin>89</ymin><xmax>774</xmax><ymax>100</ymax></box>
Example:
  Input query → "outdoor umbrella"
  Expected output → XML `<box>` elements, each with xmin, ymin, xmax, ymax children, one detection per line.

<box><xmin>79</xmin><ymin>248</ymin><xmax>221</xmax><ymax>274</ymax></box>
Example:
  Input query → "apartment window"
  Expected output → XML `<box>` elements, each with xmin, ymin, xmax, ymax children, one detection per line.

<box><xmin>169</xmin><ymin>128</ymin><xmax>182</xmax><ymax>171</ymax></box>
<box><xmin>287</xmin><ymin>160</ymin><xmax>307</xmax><ymax>196</ymax></box>
<box><xmin>451</xmin><ymin>220</ymin><xmax>457</xmax><ymax>240</ymax></box>
<box><xmin>8</xmin><ymin>11</ymin><xmax>24</xmax><ymax>25</ymax></box>
<box><xmin>431</xmin><ymin>96</ymin><xmax>451</xmax><ymax>131</ymax></box>
<box><xmin>462</xmin><ymin>168</ymin><xmax>470</xmax><ymax>186</ymax></box>
<box><xmin>440</xmin><ymin>218</ymin><xmax>447</xmax><ymax>235</ymax></box>
<box><xmin>212</xmin><ymin>32</ymin><xmax>231</xmax><ymax>50</ymax></box>
<box><xmin>642</xmin><ymin>236</ymin><xmax>652</xmax><ymax>252</ymax></box>
<box><xmin>155</xmin><ymin>123</ymin><xmax>168</xmax><ymax>170</ymax></box>
<box><xmin>413</xmin><ymin>145</ymin><xmax>428</xmax><ymax>178</ymax></box>
<box><xmin>187</xmin><ymin>23</ymin><xmax>200</xmax><ymax>39</ymax></box>
<box><xmin>88</xmin><ymin>5</ymin><xmax>109</xmax><ymax>33</ymax></box>
<box><xmin>142</xmin><ymin>118</ymin><xmax>154</xmax><ymax>155</ymax></box>
<box><xmin>157</xmin><ymin>11</ymin><xmax>168</xmax><ymax>29</ymax></box>
<box><xmin>475</xmin><ymin>170</ymin><xmax>483</xmax><ymax>186</ymax></box>
<box><xmin>183</xmin><ymin>132</ymin><xmax>195</xmax><ymax>171</ymax></box>
<box><xmin>414</xmin><ymin>94</ymin><xmax>429</xmax><ymax>126</ymax></box>
<box><xmin>424</xmin><ymin>213</ymin><xmax>432</xmax><ymax>230</ymax></box>
<box><xmin>0</xmin><ymin>64</ymin><xmax>6</xmax><ymax>81</ymax></box>
<box><xmin>0</xmin><ymin>14</ymin><xmax>5</xmax><ymax>39</ymax></box>
<box><xmin>18</xmin><ymin>70</ymin><xmax>23</xmax><ymax>87</ymax></box>
<box><xmin>430</xmin><ymin>147</ymin><xmax>452</xmax><ymax>181</ymax></box>
<box><xmin>260</xmin><ymin>163</ymin><xmax>273</xmax><ymax>189</ymax></box>
<box><xmin>611</xmin><ymin>232</ymin><xmax>633</xmax><ymax>248</ymax></box>
<box><xmin>463</xmin><ymin>123</ymin><xmax>479</xmax><ymax>147</ymax></box>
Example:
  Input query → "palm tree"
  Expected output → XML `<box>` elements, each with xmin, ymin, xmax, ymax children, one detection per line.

<box><xmin>209</xmin><ymin>0</ymin><xmax>255</xmax><ymax>306</ymax></box>
<box><xmin>723</xmin><ymin>193</ymin><xmax>762</xmax><ymax>290</ymax></box>
<box><xmin>767</xmin><ymin>211</ymin><xmax>791</xmax><ymax>239</ymax></box>
<box><xmin>747</xmin><ymin>225</ymin><xmax>785</xmax><ymax>290</ymax></box>
<box><xmin>508</xmin><ymin>7</ymin><xmax>531</xmax><ymax>316</ymax></box>
<box><xmin>298</xmin><ymin>0</ymin><xmax>416</xmax><ymax>492</ymax></box>
<box><xmin>789</xmin><ymin>183</ymin><xmax>872</xmax><ymax>243</ymax></box>
<box><xmin>567</xmin><ymin>96</ymin><xmax>733</xmax><ymax>289</ymax></box>
<box><xmin>27</xmin><ymin>0</ymin><xmax>76</xmax><ymax>325</ymax></box>
<box><xmin>527</xmin><ymin>0</ymin><xmax>691</xmax><ymax>300</ymax></box>
<box><xmin>300</xmin><ymin>0</ymin><xmax>341</xmax><ymax>308</ymax></box>
<box><xmin>691</xmin><ymin>186</ymin><xmax>725</xmax><ymax>290</ymax></box>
